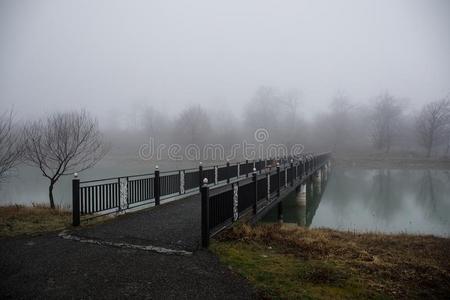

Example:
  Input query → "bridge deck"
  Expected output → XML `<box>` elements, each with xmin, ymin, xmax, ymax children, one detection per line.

<box><xmin>76</xmin><ymin>194</ymin><xmax>202</xmax><ymax>251</ymax></box>
<box><xmin>74</xmin><ymin>169</ymin><xmax>323</xmax><ymax>251</ymax></box>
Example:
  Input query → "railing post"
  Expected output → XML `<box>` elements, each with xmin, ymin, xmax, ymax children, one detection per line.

<box><xmin>246</xmin><ymin>160</ymin><xmax>249</xmax><ymax>178</ymax></box>
<box><xmin>277</xmin><ymin>201</ymin><xmax>283</xmax><ymax>223</ymax></box>
<box><xmin>198</xmin><ymin>162</ymin><xmax>203</xmax><ymax>191</ymax></box>
<box><xmin>252</xmin><ymin>169</ymin><xmax>257</xmax><ymax>215</ymax></box>
<box><xmin>155</xmin><ymin>165</ymin><xmax>160</xmax><ymax>206</ymax></box>
<box><xmin>72</xmin><ymin>173</ymin><xmax>80</xmax><ymax>226</ymax></box>
<box><xmin>214</xmin><ymin>165</ymin><xmax>218</xmax><ymax>185</ymax></box>
<box><xmin>290</xmin><ymin>159</ymin><xmax>294</xmax><ymax>187</ymax></box>
<box><xmin>276</xmin><ymin>163</ymin><xmax>280</xmax><ymax>197</ymax></box>
<box><xmin>226</xmin><ymin>160</ymin><xmax>230</xmax><ymax>184</ymax></box>
<box><xmin>201</xmin><ymin>178</ymin><xmax>210</xmax><ymax>248</ymax></box>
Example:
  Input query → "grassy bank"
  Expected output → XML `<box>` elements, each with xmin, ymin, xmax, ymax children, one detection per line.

<box><xmin>211</xmin><ymin>224</ymin><xmax>450</xmax><ymax>299</ymax></box>
<box><xmin>0</xmin><ymin>204</ymin><xmax>71</xmax><ymax>237</ymax></box>
<box><xmin>0</xmin><ymin>204</ymin><xmax>114</xmax><ymax>237</ymax></box>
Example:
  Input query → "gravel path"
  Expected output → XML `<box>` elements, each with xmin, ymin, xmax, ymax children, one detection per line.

<box><xmin>0</xmin><ymin>196</ymin><xmax>257</xmax><ymax>299</ymax></box>
<box><xmin>77</xmin><ymin>195</ymin><xmax>202</xmax><ymax>251</ymax></box>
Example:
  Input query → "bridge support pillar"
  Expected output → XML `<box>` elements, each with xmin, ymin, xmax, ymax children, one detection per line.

<box><xmin>313</xmin><ymin>169</ymin><xmax>321</xmax><ymax>184</ymax></box>
<box><xmin>313</xmin><ymin>170</ymin><xmax>321</xmax><ymax>194</ymax></box>
<box><xmin>322</xmin><ymin>166</ymin><xmax>327</xmax><ymax>181</ymax></box>
<box><xmin>296</xmin><ymin>183</ymin><xmax>306</xmax><ymax>205</ymax></box>
<box><xmin>295</xmin><ymin>183</ymin><xmax>306</xmax><ymax>227</ymax></box>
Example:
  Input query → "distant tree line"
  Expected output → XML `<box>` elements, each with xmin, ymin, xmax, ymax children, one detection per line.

<box><xmin>105</xmin><ymin>87</ymin><xmax>450</xmax><ymax>159</ymax></box>
<box><xmin>1</xmin><ymin>88</ymin><xmax>449</xmax><ymax>207</ymax></box>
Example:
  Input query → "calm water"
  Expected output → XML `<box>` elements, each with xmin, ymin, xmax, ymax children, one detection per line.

<box><xmin>263</xmin><ymin>168</ymin><xmax>450</xmax><ymax>237</ymax></box>
<box><xmin>2</xmin><ymin>161</ymin><xmax>450</xmax><ymax>237</ymax></box>
<box><xmin>0</xmin><ymin>155</ymin><xmax>200</xmax><ymax>207</ymax></box>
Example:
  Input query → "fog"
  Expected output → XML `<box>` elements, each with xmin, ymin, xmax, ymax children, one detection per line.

<box><xmin>1</xmin><ymin>0</ymin><xmax>449</xmax><ymax>123</ymax></box>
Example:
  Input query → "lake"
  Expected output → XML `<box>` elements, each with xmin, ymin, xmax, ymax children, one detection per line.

<box><xmin>2</xmin><ymin>160</ymin><xmax>450</xmax><ymax>237</ymax></box>
<box><xmin>0</xmin><ymin>155</ymin><xmax>200</xmax><ymax>207</ymax></box>
<box><xmin>263</xmin><ymin>168</ymin><xmax>450</xmax><ymax>237</ymax></box>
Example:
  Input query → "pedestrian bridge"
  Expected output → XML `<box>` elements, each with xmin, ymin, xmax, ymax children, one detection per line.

<box><xmin>71</xmin><ymin>153</ymin><xmax>332</xmax><ymax>248</ymax></box>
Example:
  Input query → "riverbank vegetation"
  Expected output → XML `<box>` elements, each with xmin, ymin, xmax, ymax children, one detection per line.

<box><xmin>212</xmin><ymin>224</ymin><xmax>450</xmax><ymax>299</ymax></box>
<box><xmin>0</xmin><ymin>205</ymin><xmax>114</xmax><ymax>237</ymax></box>
<box><xmin>0</xmin><ymin>204</ymin><xmax>71</xmax><ymax>237</ymax></box>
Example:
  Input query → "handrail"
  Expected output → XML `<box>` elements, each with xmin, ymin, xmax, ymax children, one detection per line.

<box><xmin>72</xmin><ymin>152</ymin><xmax>332</xmax><ymax>226</ymax></box>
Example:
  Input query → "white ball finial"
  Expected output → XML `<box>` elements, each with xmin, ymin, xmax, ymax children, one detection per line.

<box><xmin>203</xmin><ymin>178</ymin><xmax>208</xmax><ymax>184</ymax></box>
<box><xmin>74</xmin><ymin>172</ymin><xmax>78</xmax><ymax>178</ymax></box>
<box><xmin>155</xmin><ymin>165</ymin><xmax>159</xmax><ymax>170</ymax></box>
<box><xmin>276</xmin><ymin>162</ymin><xmax>280</xmax><ymax>166</ymax></box>
<box><xmin>199</xmin><ymin>161</ymin><xmax>202</xmax><ymax>165</ymax></box>
<box><xmin>253</xmin><ymin>167</ymin><xmax>257</xmax><ymax>172</ymax></box>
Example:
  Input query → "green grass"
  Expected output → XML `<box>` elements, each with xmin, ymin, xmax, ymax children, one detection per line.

<box><xmin>211</xmin><ymin>224</ymin><xmax>450</xmax><ymax>299</ymax></box>
<box><xmin>212</xmin><ymin>241</ymin><xmax>383</xmax><ymax>299</ymax></box>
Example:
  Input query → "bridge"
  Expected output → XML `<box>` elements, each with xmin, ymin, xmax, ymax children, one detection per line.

<box><xmin>71</xmin><ymin>152</ymin><xmax>332</xmax><ymax>250</ymax></box>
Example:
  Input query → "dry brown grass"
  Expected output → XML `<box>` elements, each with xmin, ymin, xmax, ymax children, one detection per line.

<box><xmin>214</xmin><ymin>224</ymin><xmax>450</xmax><ymax>299</ymax></box>
<box><xmin>0</xmin><ymin>204</ymin><xmax>71</xmax><ymax>237</ymax></box>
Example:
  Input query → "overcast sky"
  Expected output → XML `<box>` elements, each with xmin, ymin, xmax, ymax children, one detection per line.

<box><xmin>1</xmin><ymin>0</ymin><xmax>449</xmax><ymax>124</ymax></box>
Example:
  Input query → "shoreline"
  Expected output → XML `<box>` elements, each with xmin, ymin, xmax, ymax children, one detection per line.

<box><xmin>333</xmin><ymin>156</ymin><xmax>450</xmax><ymax>169</ymax></box>
<box><xmin>212</xmin><ymin>224</ymin><xmax>450</xmax><ymax>299</ymax></box>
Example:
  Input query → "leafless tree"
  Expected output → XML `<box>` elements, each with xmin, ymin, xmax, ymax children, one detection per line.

<box><xmin>370</xmin><ymin>93</ymin><xmax>403</xmax><ymax>153</ymax></box>
<box><xmin>329</xmin><ymin>93</ymin><xmax>354</xmax><ymax>152</ymax></box>
<box><xmin>245</xmin><ymin>86</ymin><xmax>302</xmax><ymax>147</ymax></box>
<box><xmin>0</xmin><ymin>110</ymin><xmax>24</xmax><ymax>182</ymax></box>
<box><xmin>245</xmin><ymin>86</ymin><xmax>280</xmax><ymax>132</ymax></box>
<box><xmin>416</xmin><ymin>97</ymin><xmax>450</xmax><ymax>157</ymax></box>
<box><xmin>23</xmin><ymin>110</ymin><xmax>108</xmax><ymax>208</ymax></box>
<box><xmin>173</xmin><ymin>105</ymin><xmax>211</xmax><ymax>148</ymax></box>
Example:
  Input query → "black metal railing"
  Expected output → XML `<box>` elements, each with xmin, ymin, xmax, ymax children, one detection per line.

<box><xmin>72</xmin><ymin>152</ymin><xmax>331</xmax><ymax>226</ymax></box>
<box><xmin>199</xmin><ymin>152</ymin><xmax>332</xmax><ymax>247</ymax></box>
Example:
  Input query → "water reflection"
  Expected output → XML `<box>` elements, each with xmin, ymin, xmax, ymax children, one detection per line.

<box><xmin>0</xmin><ymin>157</ymin><xmax>199</xmax><ymax>206</ymax></box>
<box><xmin>263</xmin><ymin>168</ymin><xmax>450</xmax><ymax>237</ymax></box>
<box><xmin>262</xmin><ymin>170</ymin><xmax>329</xmax><ymax>227</ymax></box>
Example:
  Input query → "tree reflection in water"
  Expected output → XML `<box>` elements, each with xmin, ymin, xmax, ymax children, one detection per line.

<box><xmin>263</xmin><ymin>168</ymin><xmax>450</xmax><ymax>237</ymax></box>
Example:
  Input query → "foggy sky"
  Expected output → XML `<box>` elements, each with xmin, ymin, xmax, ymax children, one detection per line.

<box><xmin>1</xmin><ymin>0</ymin><xmax>449</xmax><ymax>124</ymax></box>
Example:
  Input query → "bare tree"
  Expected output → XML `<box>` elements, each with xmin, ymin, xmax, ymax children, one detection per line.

<box><xmin>370</xmin><ymin>93</ymin><xmax>403</xmax><ymax>153</ymax></box>
<box><xmin>245</xmin><ymin>86</ymin><xmax>280</xmax><ymax>132</ymax></box>
<box><xmin>23</xmin><ymin>110</ymin><xmax>108</xmax><ymax>208</ymax></box>
<box><xmin>329</xmin><ymin>93</ymin><xmax>354</xmax><ymax>153</ymax></box>
<box><xmin>173</xmin><ymin>105</ymin><xmax>211</xmax><ymax>148</ymax></box>
<box><xmin>416</xmin><ymin>97</ymin><xmax>450</xmax><ymax>157</ymax></box>
<box><xmin>245</xmin><ymin>86</ymin><xmax>301</xmax><ymax>147</ymax></box>
<box><xmin>0</xmin><ymin>110</ymin><xmax>24</xmax><ymax>182</ymax></box>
